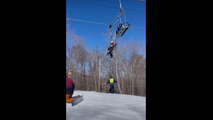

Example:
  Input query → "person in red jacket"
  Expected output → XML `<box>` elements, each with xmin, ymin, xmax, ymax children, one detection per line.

<box><xmin>66</xmin><ymin>72</ymin><xmax>75</xmax><ymax>103</ymax></box>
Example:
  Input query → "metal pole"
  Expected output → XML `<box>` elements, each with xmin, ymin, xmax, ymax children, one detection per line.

<box><xmin>119</xmin><ymin>0</ymin><xmax>122</xmax><ymax>9</ymax></box>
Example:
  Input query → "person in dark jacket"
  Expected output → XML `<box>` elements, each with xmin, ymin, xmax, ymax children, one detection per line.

<box><xmin>66</xmin><ymin>72</ymin><xmax>75</xmax><ymax>103</ymax></box>
<box><xmin>107</xmin><ymin>75</ymin><xmax>117</xmax><ymax>93</ymax></box>
<box><xmin>107</xmin><ymin>41</ymin><xmax>117</xmax><ymax>58</ymax></box>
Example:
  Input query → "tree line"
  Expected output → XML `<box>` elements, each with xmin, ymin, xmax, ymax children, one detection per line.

<box><xmin>66</xmin><ymin>27</ymin><xmax>146</xmax><ymax>97</ymax></box>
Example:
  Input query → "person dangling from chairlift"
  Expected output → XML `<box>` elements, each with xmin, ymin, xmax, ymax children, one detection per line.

<box><xmin>107</xmin><ymin>41</ymin><xmax>117</xmax><ymax>58</ymax></box>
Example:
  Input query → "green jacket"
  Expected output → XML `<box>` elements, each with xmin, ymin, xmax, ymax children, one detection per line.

<box><xmin>107</xmin><ymin>78</ymin><xmax>117</xmax><ymax>84</ymax></box>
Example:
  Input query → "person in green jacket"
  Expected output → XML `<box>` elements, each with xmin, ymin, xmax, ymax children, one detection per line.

<box><xmin>107</xmin><ymin>75</ymin><xmax>117</xmax><ymax>93</ymax></box>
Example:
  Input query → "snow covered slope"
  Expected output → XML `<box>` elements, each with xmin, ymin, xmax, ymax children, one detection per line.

<box><xmin>66</xmin><ymin>90</ymin><xmax>146</xmax><ymax>120</ymax></box>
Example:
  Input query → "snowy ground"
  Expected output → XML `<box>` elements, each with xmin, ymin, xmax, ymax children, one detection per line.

<box><xmin>66</xmin><ymin>90</ymin><xmax>146</xmax><ymax>120</ymax></box>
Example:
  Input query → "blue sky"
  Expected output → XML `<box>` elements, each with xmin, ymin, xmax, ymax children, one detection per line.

<box><xmin>66</xmin><ymin>0</ymin><xmax>146</xmax><ymax>52</ymax></box>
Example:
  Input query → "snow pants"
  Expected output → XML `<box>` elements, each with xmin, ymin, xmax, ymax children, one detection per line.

<box><xmin>109</xmin><ymin>83</ymin><xmax>115</xmax><ymax>93</ymax></box>
<box><xmin>66</xmin><ymin>87</ymin><xmax>74</xmax><ymax>103</ymax></box>
<box><xmin>107</xmin><ymin>47</ymin><xmax>114</xmax><ymax>58</ymax></box>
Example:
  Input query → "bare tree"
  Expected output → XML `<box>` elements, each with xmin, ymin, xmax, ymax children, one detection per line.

<box><xmin>66</xmin><ymin>24</ymin><xmax>146</xmax><ymax>96</ymax></box>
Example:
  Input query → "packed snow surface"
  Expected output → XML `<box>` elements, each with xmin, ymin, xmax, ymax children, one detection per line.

<box><xmin>66</xmin><ymin>90</ymin><xmax>146</xmax><ymax>120</ymax></box>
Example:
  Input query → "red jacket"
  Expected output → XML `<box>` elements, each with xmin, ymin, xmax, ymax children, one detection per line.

<box><xmin>66</xmin><ymin>75</ymin><xmax>74</xmax><ymax>89</ymax></box>
<box><xmin>110</xmin><ymin>42</ymin><xmax>116</xmax><ymax>48</ymax></box>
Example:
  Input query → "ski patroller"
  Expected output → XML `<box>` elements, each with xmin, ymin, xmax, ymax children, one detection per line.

<box><xmin>103</xmin><ymin>80</ymin><xmax>122</xmax><ymax>85</ymax></box>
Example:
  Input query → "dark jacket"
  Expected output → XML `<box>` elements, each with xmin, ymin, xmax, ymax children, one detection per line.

<box><xmin>66</xmin><ymin>75</ymin><xmax>74</xmax><ymax>89</ymax></box>
<box><xmin>107</xmin><ymin>78</ymin><xmax>117</xmax><ymax>84</ymax></box>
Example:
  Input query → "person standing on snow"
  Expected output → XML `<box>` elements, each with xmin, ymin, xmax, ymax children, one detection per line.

<box><xmin>66</xmin><ymin>72</ymin><xmax>75</xmax><ymax>103</ymax></box>
<box><xmin>107</xmin><ymin>75</ymin><xmax>117</xmax><ymax>93</ymax></box>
